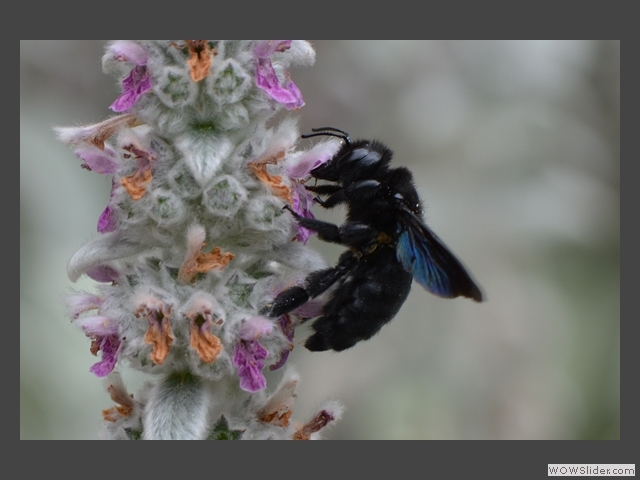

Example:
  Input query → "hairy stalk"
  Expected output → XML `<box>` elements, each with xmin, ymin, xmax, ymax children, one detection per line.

<box><xmin>57</xmin><ymin>40</ymin><xmax>343</xmax><ymax>440</ymax></box>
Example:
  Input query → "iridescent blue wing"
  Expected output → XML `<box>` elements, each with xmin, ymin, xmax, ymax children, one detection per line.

<box><xmin>395</xmin><ymin>205</ymin><xmax>483</xmax><ymax>302</ymax></box>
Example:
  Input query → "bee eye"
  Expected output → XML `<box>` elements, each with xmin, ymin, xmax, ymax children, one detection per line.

<box><xmin>394</xmin><ymin>193</ymin><xmax>404</xmax><ymax>200</ymax></box>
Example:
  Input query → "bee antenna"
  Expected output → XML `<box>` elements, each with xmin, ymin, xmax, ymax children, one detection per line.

<box><xmin>301</xmin><ymin>127</ymin><xmax>351</xmax><ymax>146</ymax></box>
<box><xmin>311</xmin><ymin>127</ymin><xmax>349</xmax><ymax>135</ymax></box>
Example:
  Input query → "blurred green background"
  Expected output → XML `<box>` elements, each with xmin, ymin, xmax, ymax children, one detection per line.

<box><xmin>20</xmin><ymin>40</ymin><xmax>619</xmax><ymax>440</ymax></box>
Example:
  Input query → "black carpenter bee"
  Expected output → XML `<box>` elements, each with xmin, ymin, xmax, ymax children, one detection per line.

<box><xmin>262</xmin><ymin>127</ymin><xmax>483</xmax><ymax>351</ymax></box>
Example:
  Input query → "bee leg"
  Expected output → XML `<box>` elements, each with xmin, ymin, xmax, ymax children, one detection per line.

<box><xmin>318</xmin><ymin>190</ymin><xmax>347</xmax><ymax>208</ymax></box>
<box><xmin>282</xmin><ymin>204</ymin><xmax>301</xmax><ymax>218</ymax></box>
<box><xmin>261</xmin><ymin>253</ymin><xmax>358</xmax><ymax>318</ymax></box>
<box><xmin>283</xmin><ymin>204</ymin><xmax>375</xmax><ymax>247</ymax></box>
<box><xmin>260</xmin><ymin>286</ymin><xmax>309</xmax><ymax>318</ymax></box>
<box><xmin>305</xmin><ymin>252</ymin><xmax>357</xmax><ymax>297</ymax></box>
<box><xmin>287</xmin><ymin>212</ymin><xmax>378</xmax><ymax>249</ymax></box>
<box><xmin>282</xmin><ymin>204</ymin><xmax>345</xmax><ymax>241</ymax></box>
<box><xmin>313</xmin><ymin>196</ymin><xmax>327</xmax><ymax>207</ymax></box>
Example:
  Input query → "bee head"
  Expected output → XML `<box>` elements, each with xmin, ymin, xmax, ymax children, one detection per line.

<box><xmin>302</xmin><ymin>128</ymin><xmax>393</xmax><ymax>183</ymax></box>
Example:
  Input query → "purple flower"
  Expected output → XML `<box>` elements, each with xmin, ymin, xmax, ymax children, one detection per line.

<box><xmin>97</xmin><ymin>207</ymin><xmax>114</xmax><ymax>233</ymax></box>
<box><xmin>237</xmin><ymin>316</ymin><xmax>273</xmax><ymax>341</ymax></box>
<box><xmin>89</xmin><ymin>333</ymin><xmax>121</xmax><ymax>377</ymax></box>
<box><xmin>267</xmin><ymin>296</ymin><xmax>325</xmax><ymax>371</ymax></box>
<box><xmin>285</xmin><ymin>140</ymin><xmax>340</xmax><ymax>179</ymax></box>
<box><xmin>233</xmin><ymin>340</ymin><xmax>269</xmax><ymax>393</ymax></box>
<box><xmin>63</xmin><ymin>292</ymin><xmax>103</xmax><ymax>319</ymax></box>
<box><xmin>289</xmin><ymin>186</ymin><xmax>315</xmax><ymax>244</ymax></box>
<box><xmin>233</xmin><ymin>317</ymin><xmax>273</xmax><ymax>392</ymax></box>
<box><xmin>74</xmin><ymin>315</ymin><xmax>122</xmax><ymax>378</ymax></box>
<box><xmin>108</xmin><ymin>41</ymin><xmax>152</xmax><ymax>112</ymax></box>
<box><xmin>97</xmin><ymin>180</ymin><xmax>119</xmax><ymax>233</ymax></box>
<box><xmin>75</xmin><ymin>144</ymin><xmax>119</xmax><ymax>174</ymax></box>
<box><xmin>74</xmin><ymin>145</ymin><xmax>120</xmax><ymax>233</ymax></box>
<box><xmin>269</xmin><ymin>315</ymin><xmax>295</xmax><ymax>371</ymax></box>
<box><xmin>85</xmin><ymin>264</ymin><xmax>120</xmax><ymax>283</ymax></box>
<box><xmin>284</xmin><ymin>140</ymin><xmax>341</xmax><ymax>243</ymax></box>
<box><xmin>109</xmin><ymin>40</ymin><xmax>148</xmax><ymax>66</ymax></box>
<box><xmin>110</xmin><ymin>65</ymin><xmax>152</xmax><ymax>112</ymax></box>
<box><xmin>254</xmin><ymin>40</ymin><xmax>304</xmax><ymax>110</ymax></box>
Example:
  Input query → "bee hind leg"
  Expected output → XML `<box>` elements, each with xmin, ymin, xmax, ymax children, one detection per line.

<box><xmin>260</xmin><ymin>286</ymin><xmax>309</xmax><ymax>318</ymax></box>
